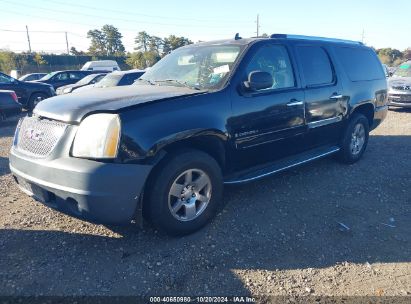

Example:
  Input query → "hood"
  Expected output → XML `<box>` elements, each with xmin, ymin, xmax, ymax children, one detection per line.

<box><xmin>72</xmin><ymin>84</ymin><xmax>95</xmax><ymax>93</ymax></box>
<box><xmin>56</xmin><ymin>83</ymin><xmax>85</xmax><ymax>93</ymax></box>
<box><xmin>388</xmin><ymin>76</ymin><xmax>411</xmax><ymax>89</ymax></box>
<box><xmin>34</xmin><ymin>84</ymin><xmax>206</xmax><ymax>123</ymax></box>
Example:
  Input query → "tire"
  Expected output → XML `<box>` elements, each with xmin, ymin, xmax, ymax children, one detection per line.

<box><xmin>338</xmin><ymin>113</ymin><xmax>369</xmax><ymax>164</ymax></box>
<box><xmin>0</xmin><ymin>111</ymin><xmax>6</xmax><ymax>123</ymax></box>
<box><xmin>144</xmin><ymin>149</ymin><xmax>223</xmax><ymax>235</ymax></box>
<box><xmin>28</xmin><ymin>93</ymin><xmax>47</xmax><ymax>110</ymax></box>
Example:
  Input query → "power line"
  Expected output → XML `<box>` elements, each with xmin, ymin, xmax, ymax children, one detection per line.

<box><xmin>0</xmin><ymin>0</ymin><xmax>247</xmax><ymax>29</ymax></box>
<box><xmin>42</xmin><ymin>0</ymin><xmax>247</xmax><ymax>23</ymax></box>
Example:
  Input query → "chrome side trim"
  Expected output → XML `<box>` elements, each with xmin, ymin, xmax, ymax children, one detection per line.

<box><xmin>308</xmin><ymin>116</ymin><xmax>342</xmax><ymax>129</ymax></box>
<box><xmin>224</xmin><ymin>147</ymin><xmax>340</xmax><ymax>184</ymax></box>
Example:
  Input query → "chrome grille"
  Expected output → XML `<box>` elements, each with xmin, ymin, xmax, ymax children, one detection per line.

<box><xmin>15</xmin><ymin>116</ymin><xmax>67</xmax><ymax>157</ymax></box>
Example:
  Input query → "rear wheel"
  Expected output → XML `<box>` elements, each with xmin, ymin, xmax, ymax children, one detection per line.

<box><xmin>144</xmin><ymin>150</ymin><xmax>223</xmax><ymax>235</ymax></box>
<box><xmin>28</xmin><ymin>93</ymin><xmax>47</xmax><ymax>110</ymax></box>
<box><xmin>338</xmin><ymin>113</ymin><xmax>369</xmax><ymax>164</ymax></box>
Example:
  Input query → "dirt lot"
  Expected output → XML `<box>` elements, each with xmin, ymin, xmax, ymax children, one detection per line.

<box><xmin>0</xmin><ymin>110</ymin><xmax>410</xmax><ymax>300</ymax></box>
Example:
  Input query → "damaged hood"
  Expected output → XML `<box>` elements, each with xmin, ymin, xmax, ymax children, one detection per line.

<box><xmin>34</xmin><ymin>84</ymin><xmax>205</xmax><ymax>123</ymax></box>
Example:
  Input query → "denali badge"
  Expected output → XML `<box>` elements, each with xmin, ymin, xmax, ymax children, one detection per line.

<box><xmin>25</xmin><ymin>128</ymin><xmax>44</xmax><ymax>141</ymax></box>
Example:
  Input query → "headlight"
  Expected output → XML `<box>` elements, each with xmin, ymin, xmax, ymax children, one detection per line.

<box><xmin>72</xmin><ymin>114</ymin><xmax>121</xmax><ymax>159</ymax></box>
<box><xmin>63</xmin><ymin>87</ymin><xmax>73</xmax><ymax>94</ymax></box>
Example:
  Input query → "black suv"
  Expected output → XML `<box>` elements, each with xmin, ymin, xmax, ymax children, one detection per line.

<box><xmin>34</xmin><ymin>70</ymin><xmax>102</xmax><ymax>90</ymax></box>
<box><xmin>9</xmin><ymin>34</ymin><xmax>388</xmax><ymax>235</ymax></box>
<box><xmin>0</xmin><ymin>72</ymin><xmax>55</xmax><ymax>110</ymax></box>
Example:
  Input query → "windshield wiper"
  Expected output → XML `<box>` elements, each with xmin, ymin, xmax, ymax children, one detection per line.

<box><xmin>154</xmin><ymin>79</ymin><xmax>201</xmax><ymax>90</ymax></box>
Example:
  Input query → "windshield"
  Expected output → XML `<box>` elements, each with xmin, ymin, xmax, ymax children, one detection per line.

<box><xmin>76</xmin><ymin>74</ymin><xmax>96</xmax><ymax>85</ymax></box>
<box><xmin>394</xmin><ymin>63</ymin><xmax>411</xmax><ymax>77</ymax></box>
<box><xmin>138</xmin><ymin>44</ymin><xmax>243</xmax><ymax>90</ymax></box>
<box><xmin>95</xmin><ymin>74</ymin><xmax>122</xmax><ymax>88</ymax></box>
<box><xmin>39</xmin><ymin>71</ymin><xmax>58</xmax><ymax>81</ymax></box>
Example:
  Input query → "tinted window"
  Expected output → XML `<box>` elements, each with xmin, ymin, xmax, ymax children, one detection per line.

<box><xmin>119</xmin><ymin>73</ymin><xmax>143</xmax><ymax>86</ymax></box>
<box><xmin>54</xmin><ymin>72</ymin><xmax>69</xmax><ymax>81</ymax></box>
<box><xmin>69</xmin><ymin>72</ymin><xmax>83</xmax><ymax>80</ymax></box>
<box><xmin>245</xmin><ymin>44</ymin><xmax>295</xmax><ymax>90</ymax></box>
<box><xmin>296</xmin><ymin>46</ymin><xmax>334</xmax><ymax>87</ymax></box>
<box><xmin>336</xmin><ymin>47</ymin><xmax>385</xmax><ymax>81</ymax></box>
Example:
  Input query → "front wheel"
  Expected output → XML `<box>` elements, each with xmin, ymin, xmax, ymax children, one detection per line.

<box><xmin>28</xmin><ymin>93</ymin><xmax>47</xmax><ymax>110</ymax></box>
<box><xmin>338</xmin><ymin>113</ymin><xmax>370</xmax><ymax>164</ymax></box>
<box><xmin>144</xmin><ymin>150</ymin><xmax>223</xmax><ymax>235</ymax></box>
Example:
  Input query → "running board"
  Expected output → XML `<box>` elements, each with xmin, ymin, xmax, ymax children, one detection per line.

<box><xmin>224</xmin><ymin>145</ymin><xmax>340</xmax><ymax>184</ymax></box>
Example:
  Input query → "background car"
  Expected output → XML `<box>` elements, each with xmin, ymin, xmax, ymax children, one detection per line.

<box><xmin>18</xmin><ymin>73</ymin><xmax>47</xmax><ymax>82</ymax></box>
<box><xmin>33</xmin><ymin>70</ymin><xmax>103</xmax><ymax>90</ymax></box>
<box><xmin>56</xmin><ymin>73</ymin><xmax>107</xmax><ymax>95</ymax></box>
<box><xmin>74</xmin><ymin>69</ymin><xmax>144</xmax><ymax>93</ymax></box>
<box><xmin>388</xmin><ymin>61</ymin><xmax>411</xmax><ymax>108</ymax></box>
<box><xmin>81</xmin><ymin>60</ymin><xmax>120</xmax><ymax>72</ymax></box>
<box><xmin>0</xmin><ymin>72</ymin><xmax>55</xmax><ymax>110</ymax></box>
<box><xmin>0</xmin><ymin>90</ymin><xmax>21</xmax><ymax>122</ymax></box>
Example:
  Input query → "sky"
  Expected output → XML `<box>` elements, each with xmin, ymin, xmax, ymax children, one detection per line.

<box><xmin>0</xmin><ymin>0</ymin><xmax>410</xmax><ymax>54</ymax></box>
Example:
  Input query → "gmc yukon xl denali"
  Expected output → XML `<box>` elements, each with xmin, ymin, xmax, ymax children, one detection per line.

<box><xmin>9</xmin><ymin>34</ymin><xmax>388</xmax><ymax>235</ymax></box>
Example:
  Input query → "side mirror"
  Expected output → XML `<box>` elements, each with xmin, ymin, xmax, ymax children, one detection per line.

<box><xmin>243</xmin><ymin>71</ymin><xmax>273</xmax><ymax>91</ymax></box>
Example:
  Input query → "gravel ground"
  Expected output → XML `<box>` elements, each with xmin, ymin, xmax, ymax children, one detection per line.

<box><xmin>0</xmin><ymin>110</ymin><xmax>410</xmax><ymax>299</ymax></box>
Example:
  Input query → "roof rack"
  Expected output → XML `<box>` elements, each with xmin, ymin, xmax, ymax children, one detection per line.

<box><xmin>270</xmin><ymin>34</ymin><xmax>363</xmax><ymax>45</ymax></box>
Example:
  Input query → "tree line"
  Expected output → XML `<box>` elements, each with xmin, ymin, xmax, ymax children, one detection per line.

<box><xmin>1</xmin><ymin>23</ymin><xmax>410</xmax><ymax>74</ymax></box>
<box><xmin>70</xmin><ymin>24</ymin><xmax>192</xmax><ymax>69</ymax></box>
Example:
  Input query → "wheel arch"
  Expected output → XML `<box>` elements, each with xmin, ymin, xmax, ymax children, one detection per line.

<box><xmin>350</xmin><ymin>102</ymin><xmax>374</xmax><ymax>127</ymax></box>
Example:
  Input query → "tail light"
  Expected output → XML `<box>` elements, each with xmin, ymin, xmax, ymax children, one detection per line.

<box><xmin>10</xmin><ymin>92</ymin><xmax>18</xmax><ymax>103</ymax></box>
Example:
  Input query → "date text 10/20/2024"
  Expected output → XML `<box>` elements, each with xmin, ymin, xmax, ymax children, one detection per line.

<box><xmin>149</xmin><ymin>296</ymin><xmax>256</xmax><ymax>303</ymax></box>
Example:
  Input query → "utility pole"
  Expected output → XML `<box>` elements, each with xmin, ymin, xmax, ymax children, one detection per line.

<box><xmin>256</xmin><ymin>14</ymin><xmax>260</xmax><ymax>37</ymax></box>
<box><xmin>361</xmin><ymin>29</ymin><xmax>365</xmax><ymax>43</ymax></box>
<box><xmin>26</xmin><ymin>25</ymin><xmax>32</xmax><ymax>53</ymax></box>
<box><xmin>65</xmin><ymin>32</ymin><xmax>69</xmax><ymax>54</ymax></box>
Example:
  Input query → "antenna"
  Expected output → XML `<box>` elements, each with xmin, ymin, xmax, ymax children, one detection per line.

<box><xmin>361</xmin><ymin>29</ymin><xmax>365</xmax><ymax>43</ymax></box>
<box><xmin>234</xmin><ymin>33</ymin><xmax>242</xmax><ymax>40</ymax></box>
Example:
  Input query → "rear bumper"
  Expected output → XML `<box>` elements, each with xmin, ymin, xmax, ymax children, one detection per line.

<box><xmin>371</xmin><ymin>105</ymin><xmax>388</xmax><ymax>130</ymax></box>
<box><xmin>9</xmin><ymin>150</ymin><xmax>152</xmax><ymax>224</ymax></box>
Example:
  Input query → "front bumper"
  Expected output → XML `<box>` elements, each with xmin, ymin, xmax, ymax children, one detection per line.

<box><xmin>9</xmin><ymin>150</ymin><xmax>152</xmax><ymax>224</ymax></box>
<box><xmin>371</xmin><ymin>105</ymin><xmax>388</xmax><ymax>130</ymax></box>
<box><xmin>388</xmin><ymin>91</ymin><xmax>411</xmax><ymax>108</ymax></box>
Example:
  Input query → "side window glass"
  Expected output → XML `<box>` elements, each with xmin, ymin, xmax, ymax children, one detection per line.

<box><xmin>245</xmin><ymin>45</ymin><xmax>295</xmax><ymax>90</ymax></box>
<box><xmin>69</xmin><ymin>72</ymin><xmax>82</xmax><ymax>80</ymax></box>
<box><xmin>55</xmin><ymin>73</ymin><xmax>68</xmax><ymax>81</ymax></box>
<box><xmin>296</xmin><ymin>46</ymin><xmax>334</xmax><ymax>87</ymax></box>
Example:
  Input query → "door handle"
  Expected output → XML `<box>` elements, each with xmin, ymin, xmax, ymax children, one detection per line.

<box><xmin>330</xmin><ymin>94</ymin><xmax>343</xmax><ymax>100</ymax></box>
<box><xmin>287</xmin><ymin>99</ymin><xmax>304</xmax><ymax>106</ymax></box>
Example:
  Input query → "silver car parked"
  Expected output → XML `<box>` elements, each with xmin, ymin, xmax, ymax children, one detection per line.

<box><xmin>388</xmin><ymin>61</ymin><xmax>411</xmax><ymax>108</ymax></box>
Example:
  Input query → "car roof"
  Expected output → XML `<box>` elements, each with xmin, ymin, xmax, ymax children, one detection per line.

<box><xmin>186</xmin><ymin>34</ymin><xmax>364</xmax><ymax>48</ymax></box>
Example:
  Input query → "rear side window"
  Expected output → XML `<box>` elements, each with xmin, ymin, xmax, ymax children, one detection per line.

<box><xmin>335</xmin><ymin>47</ymin><xmax>384</xmax><ymax>81</ymax></box>
<box><xmin>296</xmin><ymin>46</ymin><xmax>334</xmax><ymax>87</ymax></box>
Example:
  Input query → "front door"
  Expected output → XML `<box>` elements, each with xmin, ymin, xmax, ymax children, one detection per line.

<box><xmin>229</xmin><ymin>43</ymin><xmax>307</xmax><ymax>170</ymax></box>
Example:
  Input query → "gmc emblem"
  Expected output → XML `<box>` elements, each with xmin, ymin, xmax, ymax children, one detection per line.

<box><xmin>25</xmin><ymin>128</ymin><xmax>44</xmax><ymax>141</ymax></box>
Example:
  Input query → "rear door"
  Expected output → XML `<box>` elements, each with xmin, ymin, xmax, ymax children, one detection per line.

<box><xmin>295</xmin><ymin>45</ymin><xmax>346</xmax><ymax>128</ymax></box>
<box><xmin>294</xmin><ymin>44</ymin><xmax>347</xmax><ymax>146</ymax></box>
